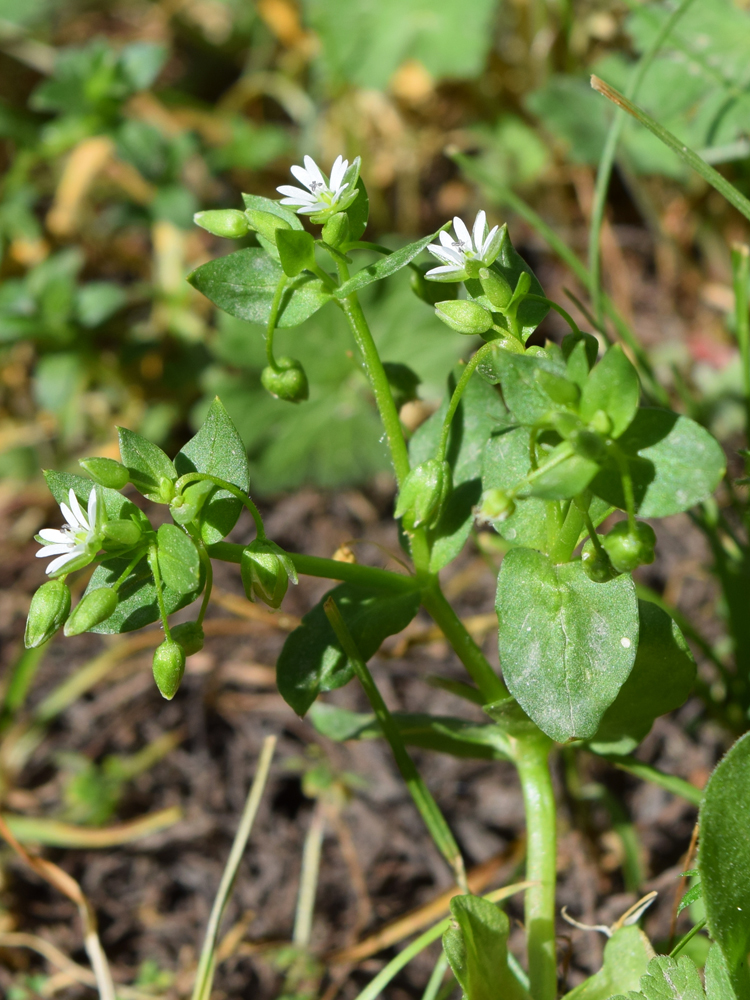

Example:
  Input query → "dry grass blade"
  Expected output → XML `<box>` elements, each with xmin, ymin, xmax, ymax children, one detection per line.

<box><xmin>2</xmin><ymin>805</ymin><xmax>182</xmax><ymax>847</ymax></box>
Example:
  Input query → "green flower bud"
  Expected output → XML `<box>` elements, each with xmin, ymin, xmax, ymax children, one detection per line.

<box><xmin>435</xmin><ymin>300</ymin><xmax>494</xmax><ymax>336</ymax></box>
<box><xmin>588</xmin><ymin>409</ymin><xmax>613</xmax><ymax>436</ymax></box>
<box><xmin>170</xmin><ymin>480</ymin><xmax>215</xmax><ymax>525</ymax></box>
<box><xmin>394</xmin><ymin>459</ymin><xmax>452</xmax><ymax>529</ymax></box>
<box><xmin>569</xmin><ymin>428</ymin><xmax>606</xmax><ymax>462</ymax></box>
<box><xmin>79</xmin><ymin>457</ymin><xmax>130</xmax><ymax>490</ymax></box>
<box><xmin>170</xmin><ymin>621</ymin><xmax>204</xmax><ymax>656</ymax></box>
<box><xmin>478</xmin><ymin>267</ymin><xmax>513</xmax><ymax>310</ymax></box>
<box><xmin>261</xmin><ymin>357</ymin><xmax>309</xmax><ymax>403</ymax></box>
<box><xmin>25</xmin><ymin>579</ymin><xmax>71</xmax><ymax>648</ymax></box>
<box><xmin>193</xmin><ymin>209</ymin><xmax>250</xmax><ymax>239</ymax></box>
<box><xmin>102</xmin><ymin>519</ymin><xmax>142</xmax><ymax>548</ymax></box>
<box><xmin>64</xmin><ymin>587</ymin><xmax>118</xmax><ymax>636</ymax></box>
<box><xmin>241</xmin><ymin>539</ymin><xmax>298</xmax><ymax>609</ymax></box>
<box><xmin>152</xmin><ymin>639</ymin><xmax>186</xmax><ymax>700</ymax></box>
<box><xmin>601</xmin><ymin>520</ymin><xmax>656</xmax><ymax>574</ymax></box>
<box><xmin>245</xmin><ymin>208</ymin><xmax>292</xmax><ymax>245</ymax></box>
<box><xmin>410</xmin><ymin>268</ymin><xmax>458</xmax><ymax>307</ymax></box>
<box><xmin>383</xmin><ymin>362</ymin><xmax>421</xmax><ymax>409</ymax></box>
<box><xmin>475</xmin><ymin>488</ymin><xmax>516</xmax><ymax>524</ymax></box>
<box><xmin>581</xmin><ymin>538</ymin><xmax>620</xmax><ymax>583</ymax></box>
<box><xmin>321</xmin><ymin>212</ymin><xmax>350</xmax><ymax>247</ymax></box>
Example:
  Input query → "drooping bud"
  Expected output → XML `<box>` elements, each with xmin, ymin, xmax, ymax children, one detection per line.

<box><xmin>170</xmin><ymin>621</ymin><xmax>205</xmax><ymax>656</ymax></box>
<box><xmin>475</xmin><ymin>488</ymin><xmax>516</xmax><ymax>524</ymax></box>
<box><xmin>601</xmin><ymin>521</ymin><xmax>656</xmax><ymax>574</ymax></box>
<box><xmin>394</xmin><ymin>459</ymin><xmax>452</xmax><ymax>529</ymax></box>
<box><xmin>434</xmin><ymin>300</ymin><xmax>494</xmax><ymax>336</ymax></box>
<box><xmin>245</xmin><ymin>208</ymin><xmax>292</xmax><ymax>244</ymax></box>
<box><xmin>321</xmin><ymin>212</ymin><xmax>350</xmax><ymax>248</ymax></box>
<box><xmin>102</xmin><ymin>519</ymin><xmax>143</xmax><ymax>548</ymax></box>
<box><xmin>241</xmin><ymin>539</ymin><xmax>298</xmax><ymax>609</ymax></box>
<box><xmin>25</xmin><ymin>579</ymin><xmax>71</xmax><ymax>648</ymax></box>
<box><xmin>193</xmin><ymin>209</ymin><xmax>250</xmax><ymax>239</ymax></box>
<box><xmin>152</xmin><ymin>640</ymin><xmax>186</xmax><ymax>700</ymax></box>
<box><xmin>478</xmin><ymin>268</ymin><xmax>513</xmax><ymax>311</ymax></box>
<box><xmin>79</xmin><ymin>457</ymin><xmax>130</xmax><ymax>490</ymax></box>
<box><xmin>170</xmin><ymin>480</ymin><xmax>215</xmax><ymax>525</ymax></box>
<box><xmin>64</xmin><ymin>587</ymin><xmax>118</xmax><ymax>636</ymax></box>
<box><xmin>581</xmin><ymin>538</ymin><xmax>620</xmax><ymax>583</ymax></box>
<box><xmin>261</xmin><ymin>357</ymin><xmax>309</xmax><ymax>403</ymax></box>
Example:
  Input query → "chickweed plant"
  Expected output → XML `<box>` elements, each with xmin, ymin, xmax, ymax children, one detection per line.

<box><xmin>22</xmin><ymin>87</ymin><xmax>750</xmax><ymax>1000</ymax></box>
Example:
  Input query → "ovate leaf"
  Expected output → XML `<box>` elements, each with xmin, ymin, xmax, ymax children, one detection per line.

<box><xmin>488</xmin><ymin>350</ymin><xmax>568</xmax><ymax>425</ymax></box>
<box><xmin>562</xmin><ymin>926</ymin><xmax>655</xmax><ymax>1000</ymax></box>
<box><xmin>276</xmin><ymin>584</ymin><xmax>421</xmax><ymax>715</ymax></box>
<box><xmin>699</xmin><ymin>731</ymin><xmax>750</xmax><ymax>1000</ymax></box>
<box><xmin>156</xmin><ymin>523</ymin><xmax>201</xmax><ymax>596</ymax></box>
<box><xmin>117</xmin><ymin>427</ymin><xmax>177</xmax><ymax>502</ymax></box>
<box><xmin>174</xmin><ymin>397</ymin><xmax>250</xmax><ymax>544</ymax></box>
<box><xmin>580</xmin><ymin>344</ymin><xmax>640</xmax><ymax>438</ymax></box>
<box><xmin>705</xmin><ymin>943</ymin><xmax>738</xmax><ymax>1000</ymax></box>
<box><xmin>334</xmin><ymin>229</ymin><xmax>445</xmax><ymax>298</ymax></box>
<box><xmin>590</xmin><ymin>409</ymin><xmax>726</xmax><ymax>517</ymax></box>
<box><xmin>588</xmin><ymin>600</ymin><xmax>695</xmax><ymax>755</ymax></box>
<box><xmin>442</xmin><ymin>894</ymin><xmax>530</xmax><ymax>1000</ymax></box>
<box><xmin>44</xmin><ymin>470</ymin><xmax>144</xmax><ymax>524</ymax></box>
<box><xmin>81</xmin><ymin>555</ymin><xmax>196</xmax><ymax>634</ymax></box>
<box><xmin>496</xmin><ymin>548</ymin><xmax>638</xmax><ymax>742</ymax></box>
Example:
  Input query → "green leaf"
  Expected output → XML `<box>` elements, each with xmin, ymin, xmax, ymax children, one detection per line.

<box><xmin>488</xmin><ymin>350</ymin><xmax>568</xmax><ymax>425</ymax></box>
<box><xmin>618</xmin><ymin>955</ymin><xmax>706</xmax><ymax>1000</ymax></box>
<box><xmin>43</xmin><ymin>470</ymin><xmax>143</xmax><ymax>525</ymax></box>
<box><xmin>156</xmin><ymin>524</ymin><xmax>201</xmax><ymax>597</ymax></box>
<box><xmin>276</xmin><ymin>229</ymin><xmax>317</xmax><ymax>277</ymax></box>
<box><xmin>590</xmin><ymin>409</ymin><xmax>726</xmax><ymax>517</ymax></box>
<box><xmin>442</xmin><ymin>894</ymin><xmax>530</xmax><ymax>1000</ymax></box>
<box><xmin>526</xmin><ymin>445</ymin><xmax>600</xmax><ymax>502</ymax></box>
<box><xmin>309</xmin><ymin>702</ymin><xmax>511</xmax><ymax>760</ymax></box>
<box><xmin>117</xmin><ymin>427</ymin><xmax>176</xmax><ymax>502</ymax></box>
<box><xmin>496</xmin><ymin>549</ymin><xmax>638</xmax><ymax>742</ymax></box>
<box><xmin>241</xmin><ymin>193</ymin><xmax>303</xmax><ymax>232</ymax></box>
<box><xmin>81</xmin><ymin>555</ymin><xmax>196</xmax><ymax>634</ymax></box>
<box><xmin>334</xmin><ymin>229</ymin><xmax>444</xmax><ymax>298</ymax></box>
<box><xmin>409</xmin><ymin>368</ymin><xmax>507</xmax><ymax>571</ymax></box>
<box><xmin>588</xmin><ymin>600</ymin><xmax>696</xmax><ymax>755</ymax></box>
<box><xmin>699</xmin><ymin>730</ymin><xmax>750</xmax><ymax>1000</ymax></box>
<box><xmin>561</xmin><ymin>926</ymin><xmax>655</xmax><ymax>1000</ymax></box>
<box><xmin>345</xmin><ymin>177</ymin><xmax>369</xmax><ymax>242</ymax></box>
<box><xmin>187</xmin><ymin>248</ymin><xmax>332</xmax><ymax>328</ymax></box>
<box><xmin>276</xmin><ymin>584</ymin><xmax>421</xmax><ymax>715</ymax></box>
<box><xmin>705</xmin><ymin>944</ymin><xmax>738</xmax><ymax>1000</ymax></box>
<box><xmin>678</xmin><ymin>882</ymin><xmax>704</xmax><ymax>917</ymax></box>
<box><xmin>174</xmin><ymin>397</ymin><xmax>250</xmax><ymax>544</ymax></box>
<box><xmin>580</xmin><ymin>344</ymin><xmax>640</xmax><ymax>438</ymax></box>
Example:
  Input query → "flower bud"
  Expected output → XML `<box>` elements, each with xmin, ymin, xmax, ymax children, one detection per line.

<box><xmin>478</xmin><ymin>268</ymin><xmax>513</xmax><ymax>310</ymax></box>
<box><xmin>241</xmin><ymin>539</ymin><xmax>298</xmax><ymax>609</ymax></box>
<box><xmin>245</xmin><ymin>208</ymin><xmax>292</xmax><ymax>244</ymax></box>
<box><xmin>588</xmin><ymin>409</ymin><xmax>613</xmax><ymax>436</ymax></box>
<box><xmin>581</xmin><ymin>538</ymin><xmax>620</xmax><ymax>583</ymax></box>
<box><xmin>152</xmin><ymin>640</ymin><xmax>186</xmax><ymax>700</ymax></box>
<box><xmin>601</xmin><ymin>521</ymin><xmax>656</xmax><ymax>574</ymax></box>
<box><xmin>569</xmin><ymin>428</ymin><xmax>606</xmax><ymax>463</ymax></box>
<box><xmin>170</xmin><ymin>621</ymin><xmax>205</xmax><ymax>656</ymax></box>
<box><xmin>261</xmin><ymin>357</ymin><xmax>309</xmax><ymax>403</ymax></box>
<box><xmin>435</xmin><ymin>300</ymin><xmax>494</xmax><ymax>336</ymax></box>
<box><xmin>395</xmin><ymin>459</ymin><xmax>452</xmax><ymax>530</ymax></box>
<box><xmin>475</xmin><ymin>488</ymin><xmax>516</xmax><ymax>524</ymax></box>
<box><xmin>64</xmin><ymin>587</ymin><xmax>118</xmax><ymax>636</ymax></box>
<box><xmin>79</xmin><ymin>457</ymin><xmax>130</xmax><ymax>490</ymax></box>
<box><xmin>170</xmin><ymin>480</ymin><xmax>215</xmax><ymax>525</ymax></box>
<box><xmin>25</xmin><ymin>579</ymin><xmax>71</xmax><ymax>648</ymax></box>
<box><xmin>321</xmin><ymin>212</ymin><xmax>350</xmax><ymax>247</ymax></box>
<box><xmin>193</xmin><ymin>209</ymin><xmax>250</xmax><ymax>239</ymax></box>
<box><xmin>102</xmin><ymin>519</ymin><xmax>142</xmax><ymax>548</ymax></box>
<box><xmin>158</xmin><ymin>477</ymin><xmax>176</xmax><ymax>503</ymax></box>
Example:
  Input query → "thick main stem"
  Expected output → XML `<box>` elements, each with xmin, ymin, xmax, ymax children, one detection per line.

<box><xmin>515</xmin><ymin>738</ymin><xmax>557</xmax><ymax>1000</ymax></box>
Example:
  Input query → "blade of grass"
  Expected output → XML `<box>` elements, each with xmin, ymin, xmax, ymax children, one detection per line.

<box><xmin>731</xmin><ymin>243</ymin><xmax>750</xmax><ymax>437</ymax></box>
<box><xmin>589</xmin><ymin>0</ymin><xmax>698</xmax><ymax>326</ymax></box>
<box><xmin>323</xmin><ymin>597</ymin><xmax>468</xmax><ymax>892</ymax></box>
<box><xmin>421</xmin><ymin>954</ymin><xmax>450</xmax><ymax>1000</ymax></box>
<box><xmin>191</xmin><ymin>734</ymin><xmax>276</xmax><ymax>1000</ymax></box>
<box><xmin>594</xmin><ymin>754</ymin><xmax>702</xmax><ymax>806</ymax></box>
<box><xmin>293</xmin><ymin>798</ymin><xmax>326</xmax><ymax>948</ymax></box>
<box><xmin>590</xmin><ymin>75</ymin><xmax>750</xmax><ymax>225</ymax></box>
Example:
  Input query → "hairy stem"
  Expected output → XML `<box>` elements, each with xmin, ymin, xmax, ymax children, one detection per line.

<box><xmin>265</xmin><ymin>274</ymin><xmax>287</xmax><ymax>371</ymax></box>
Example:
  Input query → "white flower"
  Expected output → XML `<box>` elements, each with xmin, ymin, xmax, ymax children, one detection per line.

<box><xmin>277</xmin><ymin>154</ymin><xmax>360</xmax><ymax>219</ymax></box>
<box><xmin>425</xmin><ymin>211</ymin><xmax>503</xmax><ymax>282</ymax></box>
<box><xmin>36</xmin><ymin>488</ymin><xmax>104</xmax><ymax>576</ymax></box>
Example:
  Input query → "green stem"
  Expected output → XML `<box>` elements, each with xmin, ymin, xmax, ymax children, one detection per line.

<box><xmin>611</xmin><ymin>446</ymin><xmax>637</xmax><ymax>530</ymax></box>
<box><xmin>580</xmin><ymin>505</ymin><xmax>607</xmax><ymax>559</ymax></box>
<box><xmin>113</xmin><ymin>548</ymin><xmax>147</xmax><ymax>591</ymax></box>
<box><xmin>196</xmin><ymin>543</ymin><xmax>213</xmax><ymax>627</ymax></box>
<box><xmin>421</xmin><ymin>582</ymin><xmax>508</xmax><ymax>703</ymax></box>
<box><xmin>548</xmin><ymin>501</ymin><xmax>584</xmax><ymax>564</ymax></box>
<box><xmin>436</xmin><ymin>344</ymin><xmax>493</xmax><ymax>462</ymax></box>
<box><xmin>174</xmin><ymin>473</ymin><xmax>265</xmax><ymax>538</ymax></box>
<box><xmin>514</xmin><ymin>738</ymin><xmax>557</xmax><ymax>1000</ymax></box>
<box><xmin>324</xmin><ymin>597</ymin><xmax>468</xmax><ymax>891</ymax></box>
<box><xmin>265</xmin><ymin>275</ymin><xmax>287</xmax><ymax>371</ymax></box>
<box><xmin>670</xmin><ymin>918</ymin><xmax>707</xmax><ymax>958</ymax></box>
<box><xmin>148</xmin><ymin>543</ymin><xmax>172</xmax><ymax>641</ymax></box>
<box><xmin>731</xmin><ymin>243</ymin><xmax>750</xmax><ymax>441</ymax></box>
<box><xmin>524</xmin><ymin>294</ymin><xmax>581</xmax><ymax>336</ymax></box>
<box><xmin>207</xmin><ymin>542</ymin><xmax>418</xmax><ymax>592</ymax></box>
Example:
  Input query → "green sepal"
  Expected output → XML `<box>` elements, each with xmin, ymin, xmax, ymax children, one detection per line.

<box><xmin>24</xmin><ymin>579</ymin><xmax>71</xmax><ymax>648</ymax></box>
<box><xmin>241</xmin><ymin>538</ymin><xmax>297</xmax><ymax>609</ymax></box>
<box><xmin>581</xmin><ymin>538</ymin><xmax>620</xmax><ymax>583</ymax></box>
<box><xmin>478</xmin><ymin>266</ymin><xmax>513</xmax><ymax>310</ymax></box>
<box><xmin>101</xmin><ymin>519</ymin><xmax>143</xmax><ymax>548</ymax></box>
<box><xmin>343</xmin><ymin>175</ymin><xmax>368</xmax><ymax>241</ymax></box>
<box><xmin>434</xmin><ymin>299</ymin><xmax>493</xmax><ymax>335</ymax></box>
<box><xmin>152</xmin><ymin>639</ymin><xmax>186</xmax><ymax>700</ymax></box>
<box><xmin>245</xmin><ymin>207</ymin><xmax>292</xmax><ymax>245</ymax></box>
<box><xmin>321</xmin><ymin>212</ymin><xmax>349</xmax><ymax>248</ymax></box>
<box><xmin>64</xmin><ymin>587</ymin><xmax>119</xmax><ymax>636</ymax></box>
<box><xmin>395</xmin><ymin>458</ymin><xmax>452</xmax><ymax>529</ymax></box>
<box><xmin>79</xmin><ymin>456</ymin><xmax>130</xmax><ymax>490</ymax></box>
<box><xmin>276</xmin><ymin>228</ymin><xmax>317</xmax><ymax>277</ymax></box>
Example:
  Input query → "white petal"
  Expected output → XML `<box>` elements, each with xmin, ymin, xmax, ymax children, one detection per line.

<box><xmin>87</xmin><ymin>489</ymin><xmax>97</xmax><ymax>530</ymax></box>
<box><xmin>68</xmin><ymin>489</ymin><xmax>89</xmax><ymax>530</ymax></box>
<box><xmin>37</xmin><ymin>543</ymin><xmax>75</xmax><ymax>558</ymax></box>
<box><xmin>425</xmin><ymin>264</ymin><xmax>463</xmax><ymax>277</ymax></box>
<box><xmin>277</xmin><ymin>185</ymin><xmax>311</xmax><ymax>201</ymax></box>
<box><xmin>290</xmin><ymin>163</ymin><xmax>314</xmax><ymax>189</ymax></box>
<box><xmin>428</xmin><ymin>244</ymin><xmax>465</xmax><ymax>265</ymax></box>
<box><xmin>303</xmin><ymin>155</ymin><xmax>326</xmax><ymax>188</ymax></box>
<box><xmin>329</xmin><ymin>155</ymin><xmax>347</xmax><ymax>191</ymax></box>
<box><xmin>472</xmin><ymin>210</ymin><xmax>487</xmax><ymax>250</ymax></box>
<box><xmin>481</xmin><ymin>225</ymin><xmax>502</xmax><ymax>263</ymax></box>
<box><xmin>47</xmin><ymin>551</ymin><xmax>80</xmax><ymax>575</ymax></box>
<box><xmin>39</xmin><ymin>528</ymin><xmax>69</xmax><ymax>543</ymax></box>
<box><xmin>60</xmin><ymin>503</ymin><xmax>78</xmax><ymax>530</ymax></box>
<box><xmin>453</xmin><ymin>217</ymin><xmax>471</xmax><ymax>247</ymax></box>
